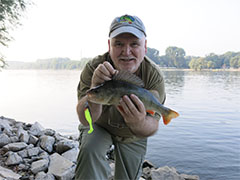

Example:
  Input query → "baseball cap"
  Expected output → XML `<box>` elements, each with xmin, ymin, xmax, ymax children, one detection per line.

<box><xmin>109</xmin><ymin>14</ymin><xmax>147</xmax><ymax>39</ymax></box>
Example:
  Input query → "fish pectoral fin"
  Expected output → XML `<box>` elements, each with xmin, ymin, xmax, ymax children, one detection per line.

<box><xmin>146</xmin><ymin>110</ymin><xmax>155</xmax><ymax>116</ymax></box>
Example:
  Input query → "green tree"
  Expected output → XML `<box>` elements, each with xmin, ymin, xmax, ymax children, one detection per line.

<box><xmin>207</xmin><ymin>61</ymin><xmax>216</xmax><ymax>69</ymax></box>
<box><xmin>146</xmin><ymin>47</ymin><xmax>160</xmax><ymax>64</ymax></box>
<box><xmin>0</xmin><ymin>0</ymin><xmax>31</xmax><ymax>68</ymax></box>
<box><xmin>189</xmin><ymin>58</ymin><xmax>198</xmax><ymax>70</ymax></box>
<box><xmin>165</xmin><ymin>46</ymin><xmax>187</xmax><ymax>68</ymax></box>
<box><xmin>230</xmin><ymin>55</ymin><xmax>240</xmax><ymax>68</ymax></box>
<box><xmin>189</xmin><ymin>57</ymin><xmax>207</xmax><ymax>70</ymax></box>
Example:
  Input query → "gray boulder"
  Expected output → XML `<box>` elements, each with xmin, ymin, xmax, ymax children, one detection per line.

<box><xmin>55</xmin><ymin>139</ymin><xmax>79</xmax><ymax>154</ymax></box>
<box><xmin>9</xmin><ymin>135</ymin><xmax>19</xmax><ymax>143</ymax></box>
<box><xmin>151</xmin><ymin>166</ymin><xmax>184</xmax><ymax>180</ymax></box>
<box><xmin>0</xmin><ymin>118</ymin><xmax>12</xmax><ymax>133</ymax></box>
<box><xmin>35</xmin><ymin>171</ymin><xmax>55</xmax><ymax>180</ymax></box>
<box><xmin>31</xmin><ymin>159</ymin><xmax>49</xmax><ymax>174</ymax></box>
<box><xmin>39</xmin><ymin>135</ymin><xmax>55</xmax><ymax>153</ymax></box>
<box><xmin>0</xmin><ymin>165</ymin><xmax>21</xmax><ymax>180</ymax></box>
<box><xmin>19</xmin><ymin>130</ymin><xmax>30</xmax><ymax>143</ymax></box>
<box><xmin>27</xmin><ymin>147</ymin><xmax>41</xmax><ymax>157</ymax></box>
<box><xmin>17</xmin><ymin>149</ymin><xmax>29</xmax><ymax>158</ymax></box>
<box><xmin>43</xmin><ymin>129</ymin><xmax>55</xmax><ymax>136</ymax></box>
<box><xmin>29</xmin><ymin>122</ymin><xmax>45</xmax><ymax>136</ymax></box>
<box><xmin>48</xmin><ymin>153</ymin><xmax>75</xmax><ymax>180</ymax></box>
<box><xmin>0</xmin><ymin>134</ymin><xmax>11</xmax><ymax>148</ymax></box>
<box><xmin>3</xmin><ymin>142</ymin><xmax>28</xmax><ymax>152</ymax></box>
<box><xmin>29</xmin><ymin>134</ymin><xmax>39</xmax><ymax>145</ymax></box>
<box><xmin>62</xmin><ymin>148</ymin><xmax>79</xmax><ymax>163</ymax></box>
<box><xmin>5</xmin><ymin>152</ymin><xmax>23</xmax><ymax>166</ymax></box>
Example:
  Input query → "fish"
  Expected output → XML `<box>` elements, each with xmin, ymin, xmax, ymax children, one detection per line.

<box><xmin>86</xmin><ymin>71</ymin><xmax>179</xmax><ymax>125</ymax></box>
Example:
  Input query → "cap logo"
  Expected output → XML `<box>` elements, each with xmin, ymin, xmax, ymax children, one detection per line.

<box><xmin>118</xmin><ymin>15</ymin><xmax>135</xmax><ymax>24</ymax></box>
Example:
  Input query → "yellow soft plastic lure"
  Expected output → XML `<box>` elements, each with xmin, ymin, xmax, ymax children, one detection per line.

<box><xmin>84</xmin><ymin>104</ymin><xmax>94</xmax><ymax>134</ymax></box>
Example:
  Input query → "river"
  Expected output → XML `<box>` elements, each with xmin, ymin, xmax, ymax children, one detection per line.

<box><xmin>0</xmin><ymin>69</ymin><xmax>239</xmax><ymax>180</ymax></box>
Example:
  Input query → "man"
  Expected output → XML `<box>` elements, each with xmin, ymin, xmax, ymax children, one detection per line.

<box><xmin>75</xmin><ymin>14</ymin><xmax>166</xmax><ymax>180</ymax></box>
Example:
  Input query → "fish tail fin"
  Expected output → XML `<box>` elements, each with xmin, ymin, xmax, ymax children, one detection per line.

<box><xmin>162</xmin><ymin>109</ymin><xmax>179</xmax><ymax>125</ymax></box>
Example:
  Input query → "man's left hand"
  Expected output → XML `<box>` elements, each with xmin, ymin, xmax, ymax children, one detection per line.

<box><xmin>117</xmin><ymin>94</ymin><xmax>146</xmax><ymax>129</ymax></box>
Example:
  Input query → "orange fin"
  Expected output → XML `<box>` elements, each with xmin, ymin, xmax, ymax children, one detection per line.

<box><xmin>162</xmin><ymin>109</ymin><xmax>179</xmax><ymax>125</ymax></box>
<box><xmin>146</xmin><ymin>110</ymin><xmax>155</xmax><ymax>116</ymax></box>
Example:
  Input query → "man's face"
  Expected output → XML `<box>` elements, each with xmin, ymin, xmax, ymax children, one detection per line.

<box><xmin>108</xmin><ymin>33</ymin><xmax>147</xmax><ymax>73</ymax></box>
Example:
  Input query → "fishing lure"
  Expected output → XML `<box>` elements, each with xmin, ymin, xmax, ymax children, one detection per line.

<box><xmin>84</xmin><ymin>102</ymin><xmax>94</xmax><ymax>134</ymax></box>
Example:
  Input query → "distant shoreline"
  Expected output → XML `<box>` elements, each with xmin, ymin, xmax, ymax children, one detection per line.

<box><xmin>159</xmin><ymin>68</ymin><xmax>240</xmax><ymax>72</ymax></box>
<box><xmin>2</xmin><ymin>68</ymin><xmax>240</xmax><ymax>72</ymax></box>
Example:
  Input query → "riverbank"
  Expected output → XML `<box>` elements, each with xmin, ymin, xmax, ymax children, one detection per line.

<box><xmin>0</xmin><ymin>116</ymin><xmax>199</xmax><ymax>180</ymax></box>
<box><xmin>159</xmin><ymin>68</ymin><xmax>240</xmax><ymax>72</ymax></box>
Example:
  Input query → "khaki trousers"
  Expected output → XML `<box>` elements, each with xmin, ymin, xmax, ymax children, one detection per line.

<box><xmin>75</xmin><ymin>124</ymin><xmax>147</xmax><ymax>180</ymax></box>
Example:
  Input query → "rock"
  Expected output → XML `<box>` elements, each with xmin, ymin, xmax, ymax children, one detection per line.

<box><xmin>29</xmin><ymin>134</ymin><xmax>39</xmax><ymax>145</ymax></box>
<box><xmin>3</xmin><ymin>142</ymin><xmax>28</xmax><ymax>152</ymax></box>
<box><xmin>31</xmin><ymin>159</ymin><xmax>49</xmax><ymax>174</ymax></box>
<box><xmin>55</xmin><ymin>139</ymin><xmax>79</xmax><ymax>154</ymax></box>
<box><xmin>0</xmin><ymin>117</ymin><xmax>200</xmax><ymax>180</ymax></box>
<box><xmin>35</xmin><ymin>171</ymin><xmax>55</xmax><ymax>180</ymax></box>
<box><xmin>39</xmin><ymin>135</ymin><xmax>55</xmax><ymax>153</ymax></box>
<box><xmin>26</xmin><ymin>144</ymin><xmax>34</xmax><ymax>149</ymax></box>
<box><xmin>54</xmin><ymin>133</ymin><xmax>64</xmax><ymax>142</ymax></box>
<box><xmin>43</xmin><ymin>129</ymin><xmax>55</xmax><ymax>136</ymax></box>
<box><xmin>142</xmin><ymin>166</ymin><xmax>152</xmax><ymax>179</ymax></box>
<box><xmin>48</xmin><ymin>153</ymin><xmax>75</xmax><ymax>180</ymax></box>
<box><xmin>0</xmin><ymin>165</ymin><xmax>21</xmax><ymax>180</ymax></box>
<box><xmin>16</xmin><ymin>126</ymin><xmax>25</xmax><ymax>137</ymax></box>
<box><xmin>0</xmin><ymin>118</ymin><xmax>12</xmax><ymax>133</ymax></box>
<box><xmin>5</xmin><ymin>152</ymin><xmax>23</xmax><ymax>165</ymax></box>
<box><xmin>17</xmin><ymin>149</ymin><xmax>29</xmax><ymax>158</ymax></box>
<box><xmin>27</xmin><ymin>147</ymin><xmax>41</xmax><ymax>157</ymax></box>
<box><xmin>151</xmin><ymin>166</ymin><xmax>185</xmax><ymax>180</ymax></box>
<box><xmin>18</xmin><ymin>163</ymin><xmax>29</xmax><ymax>171</ymax></box>
<box><xmin>62</xmin><ymin>148</ymin><xmax>79</xmax><ymax>163</ymax></box>
<box><xmin>9</xmin><ymin>136</ymin><xmax>19</xmax><ymax>143</ymax></box>
<box><xmin>180</xmin><ymin>173</ymin><xmax>200</xmax><ymax>180</ymax></box>
<box><xmin>39</xmin><ymin>151</ymin><xmax>49</xmax><ymax>160</ymax></box>
<box><xmin>0</xmin><ymin>134</ymin><xmax>11</xmax><ymax>148</ymax></box>
<box><xmin>29</xmin><ymin>122</ymin><xmax>45</xmax><ymax>136</ymax></box>
<box><xmin>143</xmin><ymin>160</ymin><xmax>155</xmax><ymax>169</ymax></box>
<box><xmin>19</xmin><ymin>130</ymin><xmax>30</xmax><ymax>143</ymax></box>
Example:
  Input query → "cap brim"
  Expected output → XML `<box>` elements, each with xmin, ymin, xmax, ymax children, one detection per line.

<box><xmin>109</xmin><ymin>26</ymin><xmax>145</xmax><ymax>39</ymax></box>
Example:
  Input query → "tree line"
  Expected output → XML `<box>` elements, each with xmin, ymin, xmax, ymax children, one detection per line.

<box><xmin>147</xmin><ymin>47</ymin><xmax>240</xmax><ymax>70</ymax></box>
<box><xmin>6</xmin><ymin>57</ymin><xmax>92</xmax><ymax>70</ymax></box>
<box><xmin>5</xmin><ymin>47</ymin><xmax>240</xmax><ymax>70</ymax></box>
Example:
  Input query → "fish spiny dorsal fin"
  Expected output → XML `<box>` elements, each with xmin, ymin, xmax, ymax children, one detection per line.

<box><xmin>113</xmin><ymin>70</ymin><xmax>144</xmax><ymax>87</ymax></box>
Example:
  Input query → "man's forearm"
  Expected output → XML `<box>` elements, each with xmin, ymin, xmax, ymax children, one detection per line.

<box><xmin>128</xmin><ymin>116</ymin><xmax>159</xmax><ymax>137</ymax></box>
<box><xmin>76</xmin><ymin>96</ymin><xmax>102</xmax><ymax>126</ymax></box>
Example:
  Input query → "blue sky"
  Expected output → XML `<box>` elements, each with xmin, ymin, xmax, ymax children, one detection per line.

<box><xmin>2</xmin><ymin>0</ymin><xmax>240</xmax><ymax>61</ymax></box>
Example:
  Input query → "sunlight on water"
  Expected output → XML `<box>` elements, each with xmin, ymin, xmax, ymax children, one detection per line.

<box><xmin>0</xmin><ymin>70</ymin><xmax>81</xmax><ymax>135</ymax></box>
<box><xmin>0</xmin><ymin>69</ymin><xmax>240</xmax><ymax>179</ymax></box>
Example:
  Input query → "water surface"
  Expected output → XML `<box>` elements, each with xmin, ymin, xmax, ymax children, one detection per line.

<box><xmin>0</xmin><ymin>70</ymin><xmax>239</xmax><ymax>180</ymax></box>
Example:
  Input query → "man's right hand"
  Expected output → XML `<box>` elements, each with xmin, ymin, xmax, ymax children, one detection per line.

<box><xmin>91</xmin><ymin>61</ymin><xmax>118</xmax><ymax>88</ymax></box>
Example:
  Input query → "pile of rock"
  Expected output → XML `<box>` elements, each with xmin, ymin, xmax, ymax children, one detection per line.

<box><xmin>140</xmin><ymin>161</ymin><xmax>199</xmax><ymax>180</ymax></box>
<box><xmin>0</xmin><ymin>116</ymin><xmax>78</xmax><ymax>179</ymax></box>
<box><xmin>0</xmin><ymin>116</ymin><xmax>199</xmax><ymax>180</ymax></box>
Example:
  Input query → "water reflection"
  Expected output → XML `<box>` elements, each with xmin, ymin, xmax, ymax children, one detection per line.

<box><xmin>162</xmin><ymin>70</ymin><xmax>185</xmax><ymax>96</ymax></box>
